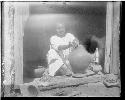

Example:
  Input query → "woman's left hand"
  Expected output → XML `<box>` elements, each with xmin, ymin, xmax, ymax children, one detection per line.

<box><xmin>72</xmin><ymin>39</ymin><xmax>79</xmax><ymax>48</ymax></box>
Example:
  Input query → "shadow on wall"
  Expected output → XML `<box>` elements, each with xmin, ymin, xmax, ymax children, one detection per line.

<box><xmin>23</xmin><ymin>13</ymin><xmax>106</xmax><ymax>78</ymax></box>
<box><xmin>84</xmin><ymin>35</ymin><xmax>106</xmax><ymax>71</ymax></box>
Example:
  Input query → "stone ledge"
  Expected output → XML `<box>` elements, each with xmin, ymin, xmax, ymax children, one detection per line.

<box><xmin>20</xmin><ymin>74</ymin><xmax>103</xmax><ymax>96</ymax></box>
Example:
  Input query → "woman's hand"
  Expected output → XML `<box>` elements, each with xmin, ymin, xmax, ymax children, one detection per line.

<box><xmin>69</xmin><ymin>42</ymin><xmax>73</xmax><ymax>47</ymax></box>
<box><xmin>58</xmin><ymin>38</ymin><xmax>79</xmax><ymax>51</ymax></box>
<box><xmin>58</xmin><ymin>45</ymin><xmax>70</xmax><ymax>51</ymax></box>
<box><xmin>71</xmin><ymin>39</ymin><xmax>79</xmax><ymax>48</ymax></box>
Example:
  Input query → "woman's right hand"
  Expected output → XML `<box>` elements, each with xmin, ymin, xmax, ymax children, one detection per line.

<box><xmin>69</xmin><ymin>42</ymin><xmax>73</xmax><ymax>48</ymax></box>
<box><xmin>69</xmin><ymin>41</ymin><xmax>78</xmax><ymax>49</ymax></box>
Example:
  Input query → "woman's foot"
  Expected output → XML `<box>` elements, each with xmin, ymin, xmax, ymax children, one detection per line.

<box><xmin>65</xmin><ymin>71</ymin><xmax>74</xmax><ymax>77</ymax></box>
<box><xmin>39</xmin><ymin>74</ymin><xmax>54</xmax><ymax>86</ymax></box>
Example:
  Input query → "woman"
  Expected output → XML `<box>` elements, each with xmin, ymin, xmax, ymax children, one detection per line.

<box><xmin>46</xmin><ymin>23</ymin><xmax>79</xmax><ymax>77</ymax></box>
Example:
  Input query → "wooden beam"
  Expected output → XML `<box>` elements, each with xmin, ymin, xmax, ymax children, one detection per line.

<box><xmin>38</xmin><ymin>75</ymin><xmax>102</xmax><ymax>91</ymax></box>
<box><xmin>111</xmin><ymin>2</ymin><xmax>120</xmax><ymax>75</ymax></box>
<box><xmin>3</xmin><ymin>2</ymin><xmax>15</xmax><ymax>95</ymax></box>
<box><xmin>104</xmin><ymin>2</ymin><xmax>113</xmax><ymax>73</ymax></box>
<box><xmin>3</xmin><ymin>3</ymin><xmax>30</xmax><ymax>95</ymax></box>
<box><xmin>14</xmin><ymin>3</ymin><xmax>29</xmax><ymax>86</ymax></box>
<box><xmin>20</xmin><ymin>75</ymin><xmax>103</xmax><ymax>96</ymax></box>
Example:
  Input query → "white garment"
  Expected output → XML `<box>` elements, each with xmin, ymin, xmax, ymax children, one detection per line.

<box><xmin>47</xmin><ymin>33</ymin><xmax>76</xmax><ymax>76</ymax></box>
<box><xmin>50</xmin><ymin>33</ymin><xmax>75</xmax><ymax>57</ymax></box>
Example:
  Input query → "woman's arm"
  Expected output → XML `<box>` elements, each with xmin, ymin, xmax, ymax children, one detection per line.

<box><xmin>58</xmin><ymin>43</ymin><xmax>72</xmax><ymax>51</ymax></box>
<box><xmin>67</xmin><ymin>33</ymin><xmax>79</xmax><ymax>48</ymax></box>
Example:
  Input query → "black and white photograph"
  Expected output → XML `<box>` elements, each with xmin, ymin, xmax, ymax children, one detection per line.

<box><xmin>1</xmin><ymin>1</ymin><xmax>121</xmax><ymax>97</ymax></box>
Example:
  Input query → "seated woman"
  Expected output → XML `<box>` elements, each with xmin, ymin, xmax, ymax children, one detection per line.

<box><xmin>46</xmin><ymin>23</ymin><xmax>79</xmax><ymax>77</ymax></box>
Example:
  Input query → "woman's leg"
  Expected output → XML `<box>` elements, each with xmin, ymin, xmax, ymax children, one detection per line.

<box><xmin>65</xmin><ymin>55</ymin><xmax>74</xmax><ymax>74</ymax></box>
<box><xmin>60</xmin><ymin>64</ymin><xmax>73</xmax><ymax>76</ymax></box>
<box><xmin>48</xmin><ymin>59</ymin><xmax>64</xmax><ymax>76</ymax></box>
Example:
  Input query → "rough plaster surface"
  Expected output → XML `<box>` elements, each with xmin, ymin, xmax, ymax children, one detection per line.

<box><xmin>4</xmin><ymin>73</ymin><xmax>120</xmax><ymax>97</ymax></box>
<box><xmin>11</xmin><ymin>82</ymin><xmax>120</xmax><ymax>97</ymax></box>
<box><xmin>18</xmin><ymin>74</ymin><xmax>120</xmax><ymax>97</ymax></box>
<box><xmin>39</xmin><ymin>82</ymin><xmax>120</xmax><ymax>97</ymax></box>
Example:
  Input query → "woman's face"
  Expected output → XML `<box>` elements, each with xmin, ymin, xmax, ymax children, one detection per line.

<box><xmin>56</xmin><ymin>24</ymin><xmax>66</xmax><ymax>36</ymax></box>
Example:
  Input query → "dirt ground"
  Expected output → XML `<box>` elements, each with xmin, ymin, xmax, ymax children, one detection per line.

<box><xmin>4</xmin><ymin>74</ymin><xmax>120</xmax><ymax>97</ymax></box>
<box><xmin>38</xmin><ymin>82</ymin><xmax>120</xmax><ymax>97</ymax></box>
<box><xmin>4</xmin><ymin>82</ymin><xmax>120</xmax><ymax>97</ymax></box>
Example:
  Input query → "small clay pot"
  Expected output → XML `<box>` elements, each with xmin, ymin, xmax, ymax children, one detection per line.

<box><xmin>33</xmin><ymin>67</ymin><xmax>46</xmax><ymax>78</ymax></box>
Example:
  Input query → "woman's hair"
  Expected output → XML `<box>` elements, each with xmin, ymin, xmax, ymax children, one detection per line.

<box><xmin>56</xmin><ymin>23</ymin><xmax>65</xmax><ymax>28</ymax></box>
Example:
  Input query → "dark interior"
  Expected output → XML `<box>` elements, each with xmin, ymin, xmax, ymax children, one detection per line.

<box><xmin>23</xmin><ymin>2</ymin><xmax>106</xmax><ymax>83</ymax></box>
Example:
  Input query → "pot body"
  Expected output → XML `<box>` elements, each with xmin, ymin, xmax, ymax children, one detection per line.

<box><xmin>68</xmin><ymin>45</ymin><xmax>94</xmax><ymax>74</ymax></box>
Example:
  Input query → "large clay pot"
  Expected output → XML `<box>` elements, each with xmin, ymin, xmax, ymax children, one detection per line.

<box><xmin>68</xmin><ymin>45</ymin><xmax>94</xmax><ymax>74</ymax></box>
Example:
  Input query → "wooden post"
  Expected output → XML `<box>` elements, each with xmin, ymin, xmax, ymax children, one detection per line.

<box><xmin>111</xmin><ymin>2</ymin><xmax>120</xmax><ymax>75</ymax></box>
<box><xmin>3</xmin><ymin>2</ymin><xmax>29</xmax><ymax>96</ymax></box>
<box><xmin>14</xmin><ymin>3</ymin><xmax>29</xmax><ymax>86</ymax></box>
<box><xmin>105</xmin><ymin>2</ymin><xmax>120</xmax><ymax>74</ymax></box>
<box><xmin>104</xmin><ymin>2</ymin><xmax>113</xmax><ymax>73</ymax></box>
<box><xmin>3</xmin><ymin>2</ymin><xmax>15</xmax><ymax>95</ymax></box>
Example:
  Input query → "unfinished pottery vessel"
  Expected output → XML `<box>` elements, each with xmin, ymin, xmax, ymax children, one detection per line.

<box><xmin>68</xmin><ymin>45</ymin><xmax>94</xmax><ymax>74</ymax></box>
